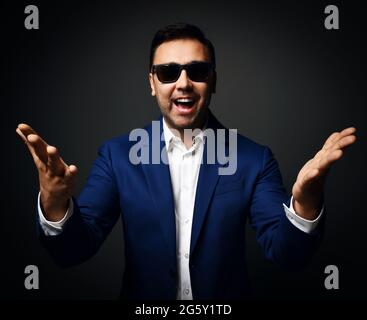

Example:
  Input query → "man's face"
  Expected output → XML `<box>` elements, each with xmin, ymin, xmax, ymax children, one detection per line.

<box><xmin>149</xmin><ymin>39</ymin><xmax>216</xmax><ymax>130</ymax></box>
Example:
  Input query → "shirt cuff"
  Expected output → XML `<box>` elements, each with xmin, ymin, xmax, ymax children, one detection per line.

<box><xmin>283</xmin><ymin>196</ymin><xmax>324</xmax><ymax>234</ymax></box>
<box><xmin>37</xmin><ymin>192</ymin><xmax>73</xmax><ymax>236</ymax></box>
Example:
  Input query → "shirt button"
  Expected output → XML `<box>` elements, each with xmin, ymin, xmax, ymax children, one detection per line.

<box><xmin>184</xmin><ymin>289</ymin><xmax>190</xmax><ymax>295</ymax></box>
<box><xmin>185</xmin><ymin>219</ymin><xmax>190</xmax><ymax>224</ymax></box>
<box><xmin>184</xmin><ymin>253</ymin><xmax>189</xmax><ymax>259</ymax></box>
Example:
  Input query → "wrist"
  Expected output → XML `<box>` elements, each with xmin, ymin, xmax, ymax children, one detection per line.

<box><xmin>293</xmin><ymin>198</ymin><xmax>321</xmax><ymax>221</ymax></box>
<box><xmin>40</xmin><ymin>191</ymin><xmax>69</xmax><ymax>222</ymax></box>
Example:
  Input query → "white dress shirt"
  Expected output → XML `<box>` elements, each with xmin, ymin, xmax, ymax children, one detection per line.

<box><xmin>38</xmin><ymin>119</ymin><xmax>324</xmax><ymax>300</ymax></box>
<box><xmin>162</xmin><ymin>119</ymin><xmax>204</xmax><ymax>300</ymax></box>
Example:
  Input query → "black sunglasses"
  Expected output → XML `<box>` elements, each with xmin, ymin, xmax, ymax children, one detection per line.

<box><xmin>151</xmin><ymin>62</ymin><xmax>214</xmax><ymax>83</ymax></box>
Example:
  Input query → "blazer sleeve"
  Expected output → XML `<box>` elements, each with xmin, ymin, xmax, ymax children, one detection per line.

<box><xmin>248</xmin><ymin>146</ymin><xmax>324</xmax><ymax>270</ymax></box>
<box><xmin>37</xmin><ymin>142</ymin><xmax>121</xmax><ymax>268</ymax></box>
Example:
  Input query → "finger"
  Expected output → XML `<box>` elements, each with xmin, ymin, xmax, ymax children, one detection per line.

<box><xmin>46</xmin><ymin>146</ymin><xmax>68</xmax><ymax>176</ymax></box>
<box><xmin>329</xmin><ymin>134</ymin><xmax>357</xmax><ymax>152</ymax></box>
<box><xmin>16</xmin><ymin>127</ymin><xmax>29</xmax><ymax>144</ymax></box>
<box><xmin>323</xmin><ymin>132</ymin><xmax>339</xmax><ymax>150</ymax></box>
<box><xmin>332</xmin><ymin>127</ymin><xmax>356</xmax><ymax>142</ymax></box>
<box><xmin>331</xmin><ymin>128</ymin><xmax>357</xmax><ymax>146</ymax></box>
<box><xmin>323</xmin><ymin>127</ymin><xmax>357</xmax><ymax>150</ymax></box>
<box><xmin>27</xmin><ymin>134</ymin><xmax>49</xmax><ymax>164</ymax></box>
<box><xmin>16</xmin><ymin>123</ymin><xmax>39</xmax><ymax>152</ymax></box>
<box><xmin>65</xmin><ymin>164</ymin><xmax>78</xmax><ymax>180</ymax></box>
<box><xmin>339</xmin><ymin>127</ymin><xmax>356</xmax><ymax>136</ymax></box>
<box><xmin>17</xmin><ymin>123</ymin><xmax>38</xmax><ymax>137</ymax></box>
<box><xmin>16</xmin><ymin>127</ymin><xmax>46</xmax><ymax>169</ymax></box>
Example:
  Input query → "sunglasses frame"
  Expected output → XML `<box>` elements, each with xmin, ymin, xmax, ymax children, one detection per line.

<box><xmin>151</xmin><ymin>61</ymin><xmax>215</xmax><ymax>84</ymax></box>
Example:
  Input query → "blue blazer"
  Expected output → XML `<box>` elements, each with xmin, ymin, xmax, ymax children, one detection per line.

<box><xmin>38</xmin><ymin>111</ymin><xmax>323</xmax><ymax>299</ymax></box>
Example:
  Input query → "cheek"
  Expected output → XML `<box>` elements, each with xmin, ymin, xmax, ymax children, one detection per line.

<box><xmin>197</xmin><ymin>84</ymin><xmax>211</xmax><ymax>100</ymax></box>
<box><xmin>157</xmin><ymin>86</ymin><xmax>174</xmax><ymax>103</ymax></box>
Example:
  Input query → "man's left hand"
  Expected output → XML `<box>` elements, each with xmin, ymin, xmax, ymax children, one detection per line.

<box><xmin>292</xmin><ymin>127</ymin><xmax>357</xmax><ymax>220</ymax></box>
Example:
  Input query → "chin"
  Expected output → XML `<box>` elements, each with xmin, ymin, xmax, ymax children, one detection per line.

<box><xmin>171</xmin><ymin>117</ymin><xmax>195</xmax><ymax>130</ymax></box>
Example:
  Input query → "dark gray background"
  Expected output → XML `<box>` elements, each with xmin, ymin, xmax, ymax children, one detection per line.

<box><xmin>3</xmin><ymin>0</ymin><xmax>366</xmax><ymax>300</ymax></box>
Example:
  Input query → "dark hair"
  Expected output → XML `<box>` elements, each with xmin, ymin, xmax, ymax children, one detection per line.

<box><xmin>149</xmin><ymin>23</ymin><xmax>216</xmax><ymax>71</ymax></box>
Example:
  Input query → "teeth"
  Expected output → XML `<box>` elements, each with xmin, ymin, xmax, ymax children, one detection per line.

<box><xmin>176</xmin><ymin>98</ymin><xmax>193</xmax><ymax>103</ymax></box>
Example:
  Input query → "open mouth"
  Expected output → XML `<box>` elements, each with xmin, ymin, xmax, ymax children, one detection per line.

<box><xmin>174</xmin><ymin>98</ymin><xmax>195</xmax><ymax>108</ymax></box>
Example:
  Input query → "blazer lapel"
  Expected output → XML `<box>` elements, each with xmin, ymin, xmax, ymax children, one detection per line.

<box><xmin>190</xmin><ymin>146</ymin><xmax>221</xmax><ymax>256</ymax></box>
<box><xmin>140</xmin><ymin>112</ymin><xmax>230</xmax><ymax>266</ymax></box>
<box><xmin>190</xmin><ymin>112</ymin><xmax>227</xmax><ymax>256</ymax></box>
<box><xmin>141</xmin><ymin>118</ymin><xmax>177</xmax><ymax>269</ymax></box>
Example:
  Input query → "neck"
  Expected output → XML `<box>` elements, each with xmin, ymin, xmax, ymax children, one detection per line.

<box><xmin>164</xmin><ymin>111</ymin><xmax>208</xmax><ymax>149</ymax></box>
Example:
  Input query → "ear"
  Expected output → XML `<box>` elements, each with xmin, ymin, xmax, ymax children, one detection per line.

<box><xmin>149</xmin><ymin>73</ymin><xmax>156</xmax><ymax>96</ymax></box>
<box><xmin>211</xmin><ymin>70</ymin><xmax>217</xmax><ymax>94</ymax></box>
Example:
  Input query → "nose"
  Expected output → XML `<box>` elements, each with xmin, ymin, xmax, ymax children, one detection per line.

<box><xmin>175</xmin><ymin>69</ymin><xmax>192</xmax><ymax>91</ymax></box>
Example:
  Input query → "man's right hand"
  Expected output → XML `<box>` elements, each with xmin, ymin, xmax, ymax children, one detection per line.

<box><xmin>16</xmin><ymin>123</ymin><xmax>78</xmax><ymax>222</ymax></box>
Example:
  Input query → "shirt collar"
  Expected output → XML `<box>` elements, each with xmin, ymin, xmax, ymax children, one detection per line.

<box><xmin>162</xmin><ymin>117</ymin><xmax>207</xmax><ymax>152</ymax></box>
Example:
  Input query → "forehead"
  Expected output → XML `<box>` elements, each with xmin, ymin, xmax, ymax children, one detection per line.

<box><xmin>153</xmin><ymin>39</ymin><xmax>210</xmax><ymax>65</ymax></box>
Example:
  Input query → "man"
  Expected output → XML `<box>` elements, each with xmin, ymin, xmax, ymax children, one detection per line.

<box><xmin>16</xmin><ymin>23</ymin><xmax>356</xmax><ymax>299</ymax></box>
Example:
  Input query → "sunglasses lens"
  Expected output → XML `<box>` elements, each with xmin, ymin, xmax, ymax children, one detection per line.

<box><xmin>153</xmin><ymin>62</ymin><xmax>213</xmax><ymax>83</ymax></box>
<box><xmin>187</xmin><ymin>63</ymin><xmax>212</xmax><ymax>82</ymax></box>
<box><xmin>156</xmin><ymin>64</ymin><xmax>180</xmax><ymax>83</ymax></box>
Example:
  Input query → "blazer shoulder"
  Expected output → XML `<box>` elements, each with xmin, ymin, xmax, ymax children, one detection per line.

<box><xmin>99</xmin><ymin>120</ymin><xmax>155</xmax><ymax>152</ymax></box>
<box><xmin>234</xmin><ymin>132</ymin><xmax>278</xmax><ymax>175</ymax></box>
<box><xmin>92</xmin><ymin>133</ymin><xmax>135</xmax><ymax>169</ymax></box>
<box><xmin>100</xmin><ymin>132</ymin><xmax>134</xmax><ymax>151</ymax></box>
<box><xmin>236</xmin><ymin>132</ymin><xmax>271</xmax><ymax>156</ymax></box>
